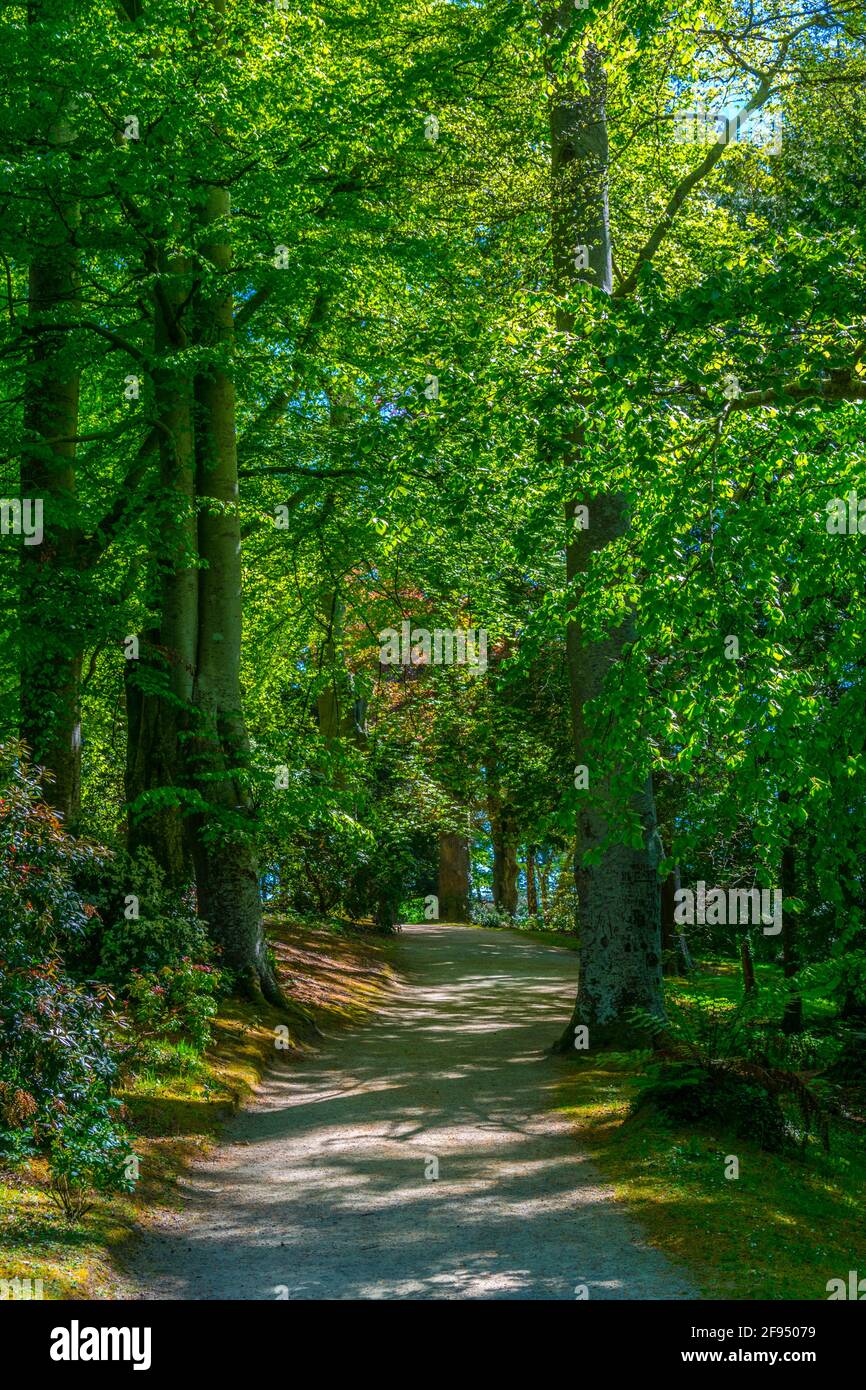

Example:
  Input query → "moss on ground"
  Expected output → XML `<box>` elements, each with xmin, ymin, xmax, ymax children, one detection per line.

<box><xmin>0</xmin><ymin>917</ymin><xmax>397</xmax><ymax>1299</ymax></box>
<box><xmin>558</xmin><ymin>966</ymin><xmax>865</xmax><ymax>1301</ymax></box>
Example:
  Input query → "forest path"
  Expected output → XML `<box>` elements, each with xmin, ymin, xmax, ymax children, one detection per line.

<box><xmin>128</xmin><ymin>924</ymin><xmax>695</xmax><ymax>1300</ymax></box>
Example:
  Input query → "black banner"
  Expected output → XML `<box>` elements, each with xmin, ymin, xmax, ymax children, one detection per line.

<box><xmin>4</xmin><ymin>1298</ymin><xmax>861</xmax><ymax>1377</ymax></box>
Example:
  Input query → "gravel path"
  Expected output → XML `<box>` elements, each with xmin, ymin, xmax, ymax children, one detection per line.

<box><xmin>128</xmin><ymin>924</ymin><xmax>695</xmax><ymax>1300</ymax></box>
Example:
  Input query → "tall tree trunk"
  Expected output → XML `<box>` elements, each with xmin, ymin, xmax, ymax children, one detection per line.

<box><xmin>316</xmin><ymin>588</ymin><xmax>344</xmax><ymax>741</ymax></box>
<box><xmin>125</xmin><ymin>247</ymin><xmax>197</xmax><ymax>887</ymax></box>
<box><xmin>315</xmin><ymin>590</ymin><xmax>363</xmax><ymax>746</ymax></box>
<box><xmin>316</xmin><ymin>399</ymin><xmax>366</xmax><ymax>751</ymax></box>
<box><xmin>780</xmin><ymin>797</ymin><xmax>802</xmax><ymax>1034</ymax></box>
<box><xmin>20</xmin><ymin>3</ymin><xmax>81</xmax><ymax>825</ymax></box>
<box><xmin>539</xmin><ymin>859</ymin><xmax>550</xmax><ymax>920</ymax></box>
<box><xmin>675</xmin><ymin>863</ymin><xmax>693</xmax><ymax>975</ymax></box>
<box><xmin>189</xmin><ymin>174</ymin><xmax>282</xmax><ymax>1005</ymax></box>
<box><xmin>125</xmin><ymin>630</ymin><xmax>189</xmax><ymax>885</ymax></box>
<box><xmin>545</xmin><ymin>22</ymin><xmax>663</xmax><ymax>1050</ymax></box>
<box><xmin>490</xmin><ymin>800</ymin><xmax>518</xmax><ymax>915</ymax></box>
<box><xmin>660</xmin><ymin>868</ymin><xmax>678</xmax><ymax>976</ymax></box>
<box><xmin>526</xmin><ymin>844</ymin><xmax>539</xmax><ymax>918</ymax></box>
<box><xmin>740</xmin><ymin>935</ymin><xmax>757</xmax><ymax>994</ymax></box>
<box><xmin>438</xmin><ymin>831</ymin><xmax>470</xmax><ymax>921</ymax></box>
<box><xmin>551</xmin><ymin>849</ymin><xmax>573</xmax><ymax>913</ymax></box>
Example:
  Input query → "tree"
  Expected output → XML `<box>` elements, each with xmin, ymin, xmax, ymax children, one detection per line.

<box><xmin>545</xmin><ymin>15</ymin><xmax>663</xmax><ymax>1047</ymax></box>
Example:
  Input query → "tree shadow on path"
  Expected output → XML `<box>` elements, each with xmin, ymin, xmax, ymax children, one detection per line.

<box><xmin>129</xmin><ymin>925</ymin><xmax>696</xmax><ymax>1301</ymax></box>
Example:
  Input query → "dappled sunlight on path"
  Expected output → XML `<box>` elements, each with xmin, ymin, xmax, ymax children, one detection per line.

<box><xmin>129</xmin><ymin>925</ymin><xmax>695</xmax><ymax>1300</ymax></box>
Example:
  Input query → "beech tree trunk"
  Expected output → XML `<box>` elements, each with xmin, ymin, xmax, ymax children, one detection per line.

<box><xmin>490</xmin><ymin>800</ymin><xmax>518</xmax><ymax>915</ymax></box>
<box><xmin>676</xmin><ymin>865</ymin><xmax>693</xmax><ymax>976</ymax></box>
<box><xmin>546</xmin><ymin>19</ymin><xmax>664</xmax><ymax>1050</ymax></box>
<box><xmin>539</xmin><ymin>861</ymin><xmax>550</xmax><ymax>920</ymax></box>
<box><xmin>315</xmin><ymin>591</ymin><xmax>364</xmax><ymax>746</ymax></box>
<box><xmin>20</xmin><ymin>7</ymin><xmax>82</xmax><ymax>825</ymax></box>
<box><xmin>438</xmin><ymin>832</ymin><xmax>470</xmax><ymax>921</ymax></box>
<box><xmin>315</xmin><ymin>400</ymin><xmax>367</xmax><ymax>753</ymax></box>
<box><xmin>526</xmin><ymin>845</ymin><xmax>539</xmax><ymax>918</ymax></box>
<box><xmin>740</xmin><ymin>935</ymin><xmax>757</xmax><ymax>994</ymax></box>
<box><xmin>551</xmin><ymin>850</ymin><xmax>572</xmax><ymax>913</ymax></box>
<box><xmin>316</xmin><ymin>589</ymin><xmax>343</xmax><ymax>741</ymax></box>
<box><xmin>126</xmin><ymin>245</ymin><xmax>197</xmax><ymax>887</ymax></box>
<box><xmin>780</xmin><ymin>802</ymin><xmax>802</xmax><ymax>1034</ymax></box>
<box><xmin>188</xmin><ymin>173</ymin><xmax>282</xmax><ymax>1005</ymax></box>
<box><xmin>661</xmin><ymin>869</ymin><xmax>679</xmax><ymax>976</ymax></box>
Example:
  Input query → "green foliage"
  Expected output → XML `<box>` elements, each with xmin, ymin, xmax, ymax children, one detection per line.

<box><xmin>0</xmin><ymin>744</ymin><xmax>131</xmax><ymax>1202</ymax></box>
<box><xmin>0</xmin><ymin>743</ymin><xmax>105</xmax><ymax>946</ymax></box>
<box><xmin>66</xmin><ymin>847</ymin><xmax>224</xmax><ymax>1063</ymax></box>
<box><xmin>799</xmin><ymin>950</ymin><xmax>866</xmax><ymax>1021</ymax></box>
<box><xmin>0</xmin><ymin>0</ymin><xmax>864</xmax><ymax>1253</ymax></box>
<box><xmin>470</xmin><ymin>901</ymin><xmax>514</xmax><ymax>929</ymax></box>
<box><xmin>125</xmin><ymin>961</ymin><xmax>222</xmax><ymax>1056</ymax></box>
<box><xmin>48</xmin><ymin>1100</ymin><xmax>136</xmax><ymax>1221</ymax></box>
<box><xmin>76</xmin><ymin>848</ymin><xmax>212</xmax><ymax>986</ymax></box>
<box><xmin>635</xmin><ymin>1063</ymin><xmax>789</xmax><ymax>1154</ymax></box>
<box><xmin>537</xmin><ymin>890</ymin><xmax>579</xmax><ymax>936</ymax></box>
<box><xmin>278</xmin><ymin>811</ymin><xmax>376</xmax><ymax>918</ymax></box>
<box><xmin>823</xmin><ymin>1029</ymin><xmax>866</xmax><ymax>1084</ymax></box>
<box><xmin>630</xmin><ymin>999</ymin><xmax>833</xmax><ymax>1153</ymax></box>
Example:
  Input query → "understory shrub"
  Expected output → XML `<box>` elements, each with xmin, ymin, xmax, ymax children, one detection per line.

<box><xmin>822</xmin><ymin>1028</ymin><xmax>866</xmax><ymax>1084</ymax></box>
<box><xmin>634</xmin><ymin>1063</ymin><xmax>789</xmax><ymax>1153</ymax></box>
<box><xmin>798</xmin><ymin>949</ymin><xmax>866</xmax><ymax>1023</ymax></box>
<box><xmin>541</xmin><ymin>893</ymin><xmax>579</xmax><ymax>934</ymax></box>
<box><xmin>47</xmin><ymin>1098</ymin><xmax>134</xmax><ymax>1219</ymax></box>
<box><xmin>280</xmin><ymin>812</ymin><xmax>374</xmax><ymax>917</ymax></box>
<box><xmin>68</xmin><ymin>846</ymin><xmax>224</xmax><ymax>1061</ymax></box>
<box><xmin>125</xmin><ymin>959</ymin><xmax>222</xmax><ymax>1053</ymax></box>
<box><xmin>71</xmin><ymin>846</ymin><xmax>209</xmax><ymax>981</ymax></box>
<box><xmin>470</xmin><ymin>901</ymin><xmax>513</xmax><ymax>928</ymax></box>
<box><xmin>0</xmin><ymin>743</ymin><xmax>134</xmax><ymax>1208</ymax></box>
<box><xmin>630</xmin><ymin>998</ymin><xmax>832</xmax><ymax>1153</ymax></box>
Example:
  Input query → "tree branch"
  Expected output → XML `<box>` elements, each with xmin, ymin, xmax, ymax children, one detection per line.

<box><xmin>237</xmin><ymin>290</ymin><xmax>329</xmax><ymax>457</ymax></box>
<box><xmin>615</xmin><ymin>18</ymin><xmax>820</xmax><ymax>299</ymax></box>
<box><xmin>21</xmin><ymin>318</ymin><xmax>148</xmax><ymax>365</ymax></box>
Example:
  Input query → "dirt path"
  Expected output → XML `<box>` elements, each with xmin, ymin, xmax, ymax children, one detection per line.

<box><xmin>128</xmin><ymin>924</ymin><xmax>695</xmax><ymax>1300</ymax></box>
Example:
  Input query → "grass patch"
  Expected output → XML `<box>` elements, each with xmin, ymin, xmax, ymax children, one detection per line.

<box><xmin>511</xmin><ymin>927</ymin><xmax>580</xmax><ymax>952</ymax></box>
<box><xmin>0</xmin><ymin>916</ymin><xmax>398</xmax><ymax>1300</ymax></box>
<box><xmin>461</xmin><ymin>918</ymin><xmax>581</xmax><ymax>952</ymax></box>
<box><xmin>559</xmin><ymin>967</ymin><xmax>864</xmax><ymax>1301</ymax></box>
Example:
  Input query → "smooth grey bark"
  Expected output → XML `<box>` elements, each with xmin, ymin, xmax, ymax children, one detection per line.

<box><xmin>20</xmin><ymin>6</ymin><xmax>82</xmax><ymax>825</ymax></box>
<box><xmin>661</xmin><ymin>865</ymin><xmax>694</xmax><ymax>976</ymax></box>
<box><xmin>188</xmin><ymin>177</ymin><xmax>283</xmax><ymax>1005</ymax></box>
<box><xmin>125</xmin><ymin>247</ymin><xmax>197</xmax><ymax>888</ymax></box>
<box><xmin>438</xmin><ymin>831</ymin><xmax>470</xmax><ymax>922</ymax></box>
<box><xmin>660</xmin><ymin>868</ymin><xmax>678</xmax><ymax>976</ymax></box>
<box><xmin>545</xmin><ymin>19</ymin><xmax>664</xmax><ymax>1049</ymax></box>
